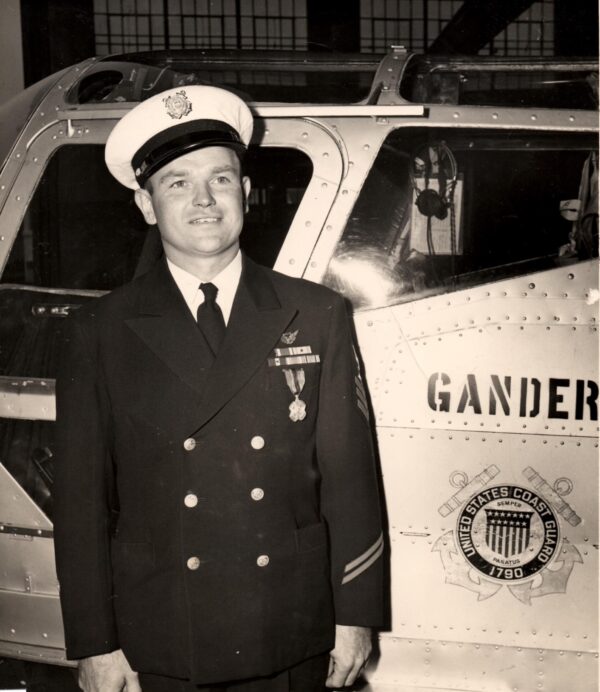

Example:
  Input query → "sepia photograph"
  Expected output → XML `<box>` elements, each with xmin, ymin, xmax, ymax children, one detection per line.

<box><xmin>0</xmin><ymin>1</ymin><xmax>597</xmax><ymax>691</ymax></box>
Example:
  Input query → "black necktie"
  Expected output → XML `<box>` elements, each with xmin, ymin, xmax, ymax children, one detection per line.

<box><xmin>197</xmin><ymin>282</ymin><xmax>226</xmax><ymax>355</ymax></box>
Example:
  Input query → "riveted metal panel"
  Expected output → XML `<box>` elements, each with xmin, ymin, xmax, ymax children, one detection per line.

<box><xmin>0</xmin><ymin>534</ymin><xmax>58</xmax><ymax>596</ymax></box>
<box><xmin>0</xmin><ymin>119</ymin><xmax>108</xmax><ymax>276</ymax></box>
<box><xmin>376</xmin><ymin>428</ymin><xmax>597</xmax><ymax>648</ymax></box>
<box><xmin>355</xmin><ymin>262</ymin><xmax>599</xmax><ymax>438</ymax></box>
<box><xmin>353</xmin><ymin>259</ymin><xmax>598</xmax><ymax>691</ymax></box>
<box><xmin>364</xmin><ymin>636</ymin><xmax>598</xmax><ymax>692</ymax></box>
<box><xmin>0</xmin><ymin>461</ymin><xmax>58</xmax><ymax>602</ymax></box>
<box><xmin>302</xmin><ymin>116</ymin><xmax>393</xmax><ymax>279</ymax></box>
<box><xmin>261</xmin><ymin>118</ymin><xmax>344</xmax><ymax>278</ymax></box>
<box><xmin>0</xmin><ymin>639</ymin><xmax>70</xmax><ymax>666</ymax></box>
<box><xmin>0</xmin><ymin>591</ymin><xmax>64</xmax><ymax>650</ymax></box>
<box><xmin>0</xmin><ymin>466</ymin><xmax>63</xmax><ymax>660</ymax></box>
<box><xmin>0</xmin><ymin>464</ymin><xmax>52</xmax><ymax>532</ymax></box>
<box><xmin>0</xmin><ymin>58</ymin><xmax>99</xmax><ymax>218</ymax></box>
<box><xmin>420</xmin><ymin>105</ymin><xmax>597</xmax><ymax>132</ymax></box>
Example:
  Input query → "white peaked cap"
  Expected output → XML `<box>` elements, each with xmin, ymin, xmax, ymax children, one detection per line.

<box><xmin>105</xmin><ymin>85</ymin><xmax>254</xmax><ymax>190</ymax></box>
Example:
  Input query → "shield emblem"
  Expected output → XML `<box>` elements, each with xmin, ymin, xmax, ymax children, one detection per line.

<box><xmin>485</xmin><ymin>509</ymin><xmax>533</xmax><ymax>558</ymax></box>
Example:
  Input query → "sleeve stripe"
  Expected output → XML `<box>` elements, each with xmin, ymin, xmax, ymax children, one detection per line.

<box><xmin>343</xmin><ymin>533</ymin><xmax>383</xmax><ymax>574</ymax></box>
<box><xmin>341</xmin><ymin>541</ymin><xmax>384</xmax><ymax>585</ymax></box>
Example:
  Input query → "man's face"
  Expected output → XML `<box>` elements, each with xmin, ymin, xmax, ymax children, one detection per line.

<box><xmin>135</xmin><ymin>146</ymin><xmax>251</xmax><ymax>267</ymax></box>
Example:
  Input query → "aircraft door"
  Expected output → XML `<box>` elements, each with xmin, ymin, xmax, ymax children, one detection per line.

<box><xmin>0</xmin><ymin>114</ymin><xmax>344</xmax><ymax>664</ymax></box>
<box><xmin>312</xmin><ymin>124</ymin><xmax>599</xmax><ymax>691</ymax></box>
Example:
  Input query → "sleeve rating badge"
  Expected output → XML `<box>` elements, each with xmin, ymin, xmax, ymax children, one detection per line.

<box><xmin>433</xmin><ymin>466</ymin><xmax>583</xmax><ymax>603</ymax></box>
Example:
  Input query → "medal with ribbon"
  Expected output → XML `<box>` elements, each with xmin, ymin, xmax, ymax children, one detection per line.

<box><xmin>282</xmin><ymin>368</ymin><xmax>307</xmax><ymax>422</ymax></box>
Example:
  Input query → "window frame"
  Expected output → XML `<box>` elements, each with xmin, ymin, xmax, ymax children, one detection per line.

<box><xmin>0</xmin><ymin>113</ymin><xmax>345</xmax><ymax>420</ymax></box>
<box><xmin>304</xmin><ymin>118</ymin><xmax>599</xmax><ymax>308</ymax></box>
<box><xmin>0</xmin><ymin>115</ymin><xmax>344</xmax><ymax>287</ymax></box>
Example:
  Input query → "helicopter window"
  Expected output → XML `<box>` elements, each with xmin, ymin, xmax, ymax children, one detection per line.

<box><xmin>323</xmin><ymin>128</ymin><xmax>598</xmax><ymax>311</ymax></box>
<box><xmin>66</xmin><ymin>58</ymin><xmax>378</xmax><ymax>105</ymax></box>
<box><xmin>2</xmin><ymin>143</ymin><xmax>312</xmax><ymax>291</ymax></box>
<box><xmin>400</xmin><ymin>59</ymin><xmax>599</xmax><ymax>110</ymax></box>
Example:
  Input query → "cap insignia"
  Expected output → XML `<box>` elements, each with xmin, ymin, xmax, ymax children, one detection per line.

<box><xmin>163</xmin><ymin>90</ymin><xmax>192</xmax><ymax>120</ymax></box>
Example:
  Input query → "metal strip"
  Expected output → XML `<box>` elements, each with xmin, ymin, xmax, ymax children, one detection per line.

<box><xmin>0</xmin><ymin>377</ymin><xmax>56</xmax><ymax>421</ymax></box>
<box><xmin>59</xmin><ymin>105</ymin><xmax>426</xmax><ymax>119</ymax></box>
<box><xmin>266</xmin><ymin>117</ymin><xmax>344</xmax><ymax>278</ymax></box>
<box><xmin>0</xmin><ymin>524</ymin><xmax>53</xmax><ymax>539</ymax></box>
<box><xmin>253</xmin><ymin>105</ymin><xmax>425</xmax><ymax>117</ymax></box>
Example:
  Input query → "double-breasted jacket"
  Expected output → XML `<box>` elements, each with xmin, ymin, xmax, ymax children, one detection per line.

<box><xmin>53</xmin><ymin>255</ymin><xmax>384</xmax><ymax>685</ymax></box>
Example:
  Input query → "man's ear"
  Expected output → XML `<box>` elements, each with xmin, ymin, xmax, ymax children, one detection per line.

<box><xmin>134</xmin><ymin>188</ymin><xmax>158</xmax><ymax>225</ymax></box>
<box><xmin>242</xmin><ymin>176</ymin><xmax>251</xmax><ymax>213</ymax></box>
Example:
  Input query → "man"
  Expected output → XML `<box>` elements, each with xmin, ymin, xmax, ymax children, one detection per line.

<box><xmin>53</xmin><ymin>85</ymin><xmax>384</xmax><ymax>692</ymax></box>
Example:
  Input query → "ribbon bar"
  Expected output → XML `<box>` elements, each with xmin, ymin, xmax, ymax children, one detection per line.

<box><xmin>268</xmin><ymin>355</ymin><xmax>320</xmax><ymax>367</ymax></box>
<box><xmin>274</xmin><ymin>345</ymin><xmax>312</xmax><ymax>357</ymax></box>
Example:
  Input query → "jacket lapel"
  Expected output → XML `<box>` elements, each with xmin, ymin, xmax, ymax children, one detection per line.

<box><xmin>193</xmin><ymin>257</ymin><xmax>297</xmax><ymax>431</ymax></box>
<box><xmin>124</xmin><ymin>259</ymin><xmax>214</xmax><ymax>396</ymax></box>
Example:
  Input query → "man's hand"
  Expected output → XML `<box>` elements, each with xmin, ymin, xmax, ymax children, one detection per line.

<box><xmin>326</xmin><ymin>624</ymin><xmax>372</xmax><ymax>689</ymax></box>
<box><xmin>78</xmin><ymin>649</ymin><xmax>141</xmax><ymax>692</ymax></box>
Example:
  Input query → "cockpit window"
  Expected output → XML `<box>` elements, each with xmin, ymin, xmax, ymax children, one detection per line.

<box><xmin>400</xmin><ymin>56</ymin><xmax>599</xmax><ymax>110</ymax></box>
<box><xmin>68</xmin><ymin>54</ymin><xmax>379</xmax><ymax>105</ymax></box>
<box><xmin>2</xmin><ymin>143</ymin><xmax>312</xmax><ymax>291</ymax></box>
<box><xmin>323</xmin><ymin>128</ymin><xmax>598</xmax><ymax>311</ymax></box>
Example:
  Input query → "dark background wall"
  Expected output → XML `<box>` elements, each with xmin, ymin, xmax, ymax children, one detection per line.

<box><xmin>17</xmin><ymin>0</ymin><xmax>599</xmax><ymax>89</ymax></box>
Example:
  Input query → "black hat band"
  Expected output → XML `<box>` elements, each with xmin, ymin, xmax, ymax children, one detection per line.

<box><xmin>133</xmin><ymin>119</ymin><xmax>245</xmax><ymax>187</ymax></box>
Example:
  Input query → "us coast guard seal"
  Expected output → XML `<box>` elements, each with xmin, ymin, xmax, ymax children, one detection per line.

<box><xmin>433</xmin><ymin>468</ymin><xmax>583</xmax><ymax>603</ymax></box>
<box><xmin>457</xmin><ymin>485</ymin><xmax>559</xmax><ymax>582</ymax></box>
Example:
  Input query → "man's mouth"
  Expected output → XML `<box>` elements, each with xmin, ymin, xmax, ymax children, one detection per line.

<box><xmin>189</xmin><ymin>216</ymin><xmax>220</xmax><ymax>224</ymax></box>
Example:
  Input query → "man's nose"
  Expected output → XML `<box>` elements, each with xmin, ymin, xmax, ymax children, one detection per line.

<box><xmin>192</xmin><ymin>182</ymin><xmax>215</xmax><ymax>207</ymax></box>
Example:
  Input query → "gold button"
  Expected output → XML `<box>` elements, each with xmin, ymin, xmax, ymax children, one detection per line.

<box><xmin>250</xmin><ymin>488</ymin><xmax>264</xmax><ymax>501</ymax></box>
<box><xmin>256</xmin><ymin>554</ymin><xmax>269</xmax><ymax>567</ymax></box>
<box><xmin>183</xmin><ymin>438</ymin><xmax>196</xmax><ymax>451</ymax></box>
<box><xmin>184</xmin><ymin>493</ymin><xmax>198</xmax><ymax>508</ymax></box>
<box><xmin>251</xmin><ymin>436</ymin><xmax>265</xmax><ymax>450</ymax></box>
<box><xmin>187</xmin><ymin>556</ymin><xmax>201</xmax><ymax>570</ymax></box>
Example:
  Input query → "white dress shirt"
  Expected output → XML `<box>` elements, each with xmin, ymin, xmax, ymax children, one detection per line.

<box><xmin>166</xmin><ymin>250</ymin><xmax>242</xmax><ymax>326</ymax></box>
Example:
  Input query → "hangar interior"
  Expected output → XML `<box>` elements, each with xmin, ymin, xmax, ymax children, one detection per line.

<box><xmin>0</xmin><ymin>1</ymin><xmax>597</xmax><ymax>691</ymax></box>
<box><xmin>3</xmin><ymin>0</ymin><xmax>598</xmax><ymax>99</ymax></box>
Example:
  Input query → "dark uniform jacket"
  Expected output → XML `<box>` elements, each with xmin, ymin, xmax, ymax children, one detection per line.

<box><xmin>53</xmin><ymin>255</ymin><xmax>384</xmax><ymax>685</ymax></box>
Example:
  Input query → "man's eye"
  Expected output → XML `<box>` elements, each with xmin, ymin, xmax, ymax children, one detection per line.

<box><xmin>170</xmin><ymin>180</ymin><xmax>187</xmax><ymax>188</ymax></box>
<box><xmin>214</xmin><ymin>176</ymin><xmax>231</xmax><ymax>184</ymax></box>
